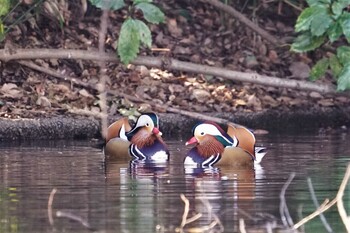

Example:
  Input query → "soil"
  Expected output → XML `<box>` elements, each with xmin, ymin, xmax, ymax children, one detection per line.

<box><xmin>0</xmin><ymin>0</ymin><xmax>349</xmax><ymax>139</ymax></box>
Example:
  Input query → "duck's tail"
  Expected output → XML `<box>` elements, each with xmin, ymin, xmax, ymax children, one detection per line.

<box><xmin>254</xmin><ymin>147</ymin><xmax>267</xmax><ymax>164</ymax></box>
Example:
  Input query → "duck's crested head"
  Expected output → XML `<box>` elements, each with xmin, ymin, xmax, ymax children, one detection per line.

<box><xmin>186</xmin><ymin>122</ymin><xmax>233</xmax><ymax>147</ymax></box>
<box><xmin>126</xmin><ymin>112</ymin><xmax>164</xmax><ymax>148</ymax></box>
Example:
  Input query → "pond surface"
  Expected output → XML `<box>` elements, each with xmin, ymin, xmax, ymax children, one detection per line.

<box><xmin>0</xmin><ymin>131</ymin><xmax>349</xmax><ymax>233</ymax></box>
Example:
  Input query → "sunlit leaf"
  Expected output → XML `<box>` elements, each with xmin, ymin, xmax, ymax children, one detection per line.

<box><xmin>329</xmin><ymin>55</ymin><xmax>343</xmax><ymax>77</ymax></box>
<box><xmin>135</xmin><ymin>2</ymin><xmax>165</xmax><ymax>24</ymax></box>
<box><xmin>336</xmin><ymin>46</ymin><xmax>350</xmax><ymax>65</ymax></box>
<box><xmin>134</xmin><ymin>19</ymin><xmax>152</xmax><ymax>48</ymax></box>
<box><xmin>327</xmin><ymin>21</ymin><xmax>342</xmax><ymax>42</ymax></box>
<box><xmin>117</xmin><ymin>19</ymin><xmax>140</xmax><ymax>64</ymax></box>
<box><xmin>295</xmin><ymin>7</ymin><xmax>317</xmax><ymax>32</ymax></box>
<box><xmin>339</xmin><ymin>12</ymin><xmax>350</xmax><ymax>42</ymax></box>
<box><xmin>337</xmin><ymin>64</ymin><xmax>350</xmax><ymax>91</ymax></box>
<box><xmin>291</xmin><ymin>33</ymin><xmax>325</xmax><ymax>52</ymax></box>
<box><xmin>89</xmin><ymin>0</ymin><xmax>125</xmax><ymax>10</ymax></box>
<box><xmin>310</xmin><ymin>58</ymin><xmax>329</xmax><ymax>80</ymax></box>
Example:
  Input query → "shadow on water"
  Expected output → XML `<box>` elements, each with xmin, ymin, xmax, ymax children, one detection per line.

<box><xmin>0</xmin><ymin>132</ymin><xmax>349</xmax><ymax>232</ymax></box>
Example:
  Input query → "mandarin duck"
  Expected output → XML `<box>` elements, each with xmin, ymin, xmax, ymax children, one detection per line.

<box><xmin>184</xmin><ymin>122</ymin><xmax>266</xmax><ymax>167</ymax></box>
<box><xmin>104</xmin><ymin>113</ymin><xmax>169</xmax><ymax>162</ymax></box>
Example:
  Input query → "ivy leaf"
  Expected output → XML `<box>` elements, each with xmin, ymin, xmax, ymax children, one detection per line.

<box><xmin>336</xmin><ymin>46</ymin><xmax>350</xmax><ymax>65</ymax></box>
<box><xmin>310</xmin><ymin>7</ymin><xmax>333</xmax><ymax>36</ymax></box>
<box><xmin>135</xmin><ymin>2</ymin><xmax>165</xmax><ymax>24</ymax></box>
<box><xmin>291</xmin><ymin>33</ymin><xmax>325</xmax><ymax>52</ymax></box>
<box><xmin>310</xmin><ymin>58</ymin><xmax>329</xmax><ymax>80</ymax></box>
<box><xmin>339</xmin><ymin>12</ymin><xmax>350</xmax><ymax>42</ymax></box>
<box><xmin>327</xmin><ymin>21</ymin><xmax>343</xmax><ymax>42</ymax></box>
<box><xmin>329</xmin><ymin>55</ymin><xmax>343</xmax><ymax>77</ymax></box>
<box><xmin>134</xmin><ymin>19</ymin><xmax>152</xmax><ymax>48</ymax></box>
<box><xmin>337</xmin><ymin>64</ymin><xmax>350</xmax><ymax>91</ymax></box>
<box><xmin>89</xmin><ymin>0</ymin><xmax>125</xmax><ymax>10</ymax></box>
<box><xmin>118</xmin><ymin>19</ymin><xmax>140</xmax><ymax>64</ymax></box>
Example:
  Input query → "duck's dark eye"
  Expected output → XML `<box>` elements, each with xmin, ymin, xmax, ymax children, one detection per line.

<box><xmin>200</xmin><ymin>132</ymin><xmax>205</xmax><ymax>136</ymax></box>
<box><xmin>146</xmin><ymin>123</ymin><xmax>150</xmax><ymax>127</ymax></box>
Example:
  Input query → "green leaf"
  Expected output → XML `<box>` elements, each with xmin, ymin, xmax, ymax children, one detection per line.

<box><xmin>135</xmin><ymin>2</ymin><xmax>165</xmax><ymax>24</ymax></box>
<box><xmin>310</xmin><ymin>58</ymin><xmax>329</xmax><ymax>80</ymax></box>
<box><xmin>339</xmin><ymin>12</ymin><xmax>350</xmax><ymax>42</ymax></box>
<box><xmin>329</xmin><ymin>55</ymin><xmax>343</xmax><ymax>77</ymax></box>
<box><xmin>134</xmin><ymin>19</ymin><xmax>152</xmax><ymax>48</ymax></box>
<box><xmin>118</xmin><ymin>19</ymin><xmax>140</xmax><ymax>64</ymax></box>
<box><xmin>291</xmin><ymin>33</ymin><xmax>325</xmax><ymax>52</ymax></box>
<box><xmin>133</xmin><ymin>0</ymin><xmax>153</xmax><ymax>3</ymax></box>
<box><xmin>327</xmin><ymin>21</ymin><xmax>342</xmax><ymax>42</ymax></box>
<box><xmin>0</xmin><ymin>0</ymin><xmax>10</xmax><ymax>16</ymax></box>
<box><xmin>306</xmin><ymin>0</ymin><xmax>330</xmax><ymax>7</ymax></box>
<box><xmin>89</xmin><ymin>0</ymin><xmax>125</xmax><ymax>10</ymax></box>
<box><xmin>336</xmin><ymin>46</ymin><xmax>350</xmax><ymax>65</ymax></box>
<box><xmin>332</xmin><ymin>0</ymin><xmax>349</xmax><ymax>18</ymax></box>
<box><xmin>295</xmin><ymin>6</ymin><xmax>332</xmax><ymax>34</ymax></box>
<box><xmin>310</xmin><ymin>7</ymin><xmax>333</xmax><ymax>36</ymax></box>
<box><xmin>295</xmin><ymin>7</ymin><xmax>317</xmax><ymax>32</ymax></box>
<box><xmin>337</xmin><ymin>64</ymin><xmax>350</xmax><ymax>91</ymax></box>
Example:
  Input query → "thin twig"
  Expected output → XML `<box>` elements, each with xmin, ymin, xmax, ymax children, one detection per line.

<box><xmin>180</xmin><ymin>194</ymin><xmax>190</xmax><ymax>228</ymax></box>
<box><xmin>307</xmin><ymin>178</ymin><xmax>333</xmax><ymax>233</ymax></box>
<box><xmin>279</xmin><ymin>173</ymin><xmax>295</xmax><ymax>227</ymax></box>
<box><xmin>200</xmin><ymin>0</ymin><xmax>281</xmax><ymax>46</ymax></box>
<box><xmin>337</xmin><ymin>164</ymin><xmax>350</xmax><ymax>232</ymax></box>
<box><xmin>56</xmin><ymin>210</ymin><xmax>91</xmax><ymax>229</ymax></box>
<box><xmin>97</xmin><ymin>9</ymin><xmax>109</xmax><ymax>139</ymax></box>
<box><xmin>0</xmin><ymin>48</ymin><xmax>338</xmax><ymax>94</ymax></box>
<box><xmin>293</xmin><ymin>164</ymin><xmax>350</xmax><ymax>230</ymax></box>
<box><xmin>239</xmin><ymin>218</ymin><xmax>247</xmax><ymax>233</ymax></box>
<box><xmin>48</xmin><ymin>188</ymin><xmax>57</xmax><ymax>226</ymax></box>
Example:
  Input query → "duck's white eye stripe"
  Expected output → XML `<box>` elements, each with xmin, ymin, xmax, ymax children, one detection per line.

<box><xmin>195</xmin><ymin>124</ymin><xmax>232</xmax><ymax>145</ymax></box>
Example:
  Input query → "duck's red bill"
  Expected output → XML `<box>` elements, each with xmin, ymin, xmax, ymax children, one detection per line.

<box><xmin>152</xmin><ymin>127</ymin><xmax>162</xmax><ymax>135</ymax></box>
<box><xmin>185</xmin><ymin>137</ymin><xmax>198</xmax><ymax>146</ymax></box>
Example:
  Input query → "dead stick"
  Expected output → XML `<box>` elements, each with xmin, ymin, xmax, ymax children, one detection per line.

<box><xmin>200</xmin><ymin>0</ymin><xmax>281</xmax><ymax>46</ymax></box>
<box><xmin>307</xmin><ymin>178</ymin><xmax>333</xmax><ymax>233</ymax></box>
<box><xmin>279</xmin><ymin>173</ymin><xmax>295</xmax><ymax>227</ymax></box>
<box><xmin>337</xmin><ymin>164</ymin><xmax>350</xmax><ymax>232</ymax></box>
<box><xmin>293</xmin><ymin>164</ymin><xmax>350</xmax><ymax>230</ymax></box>
<box><xmin>0</xmin><ymin>48</ymin><xmax>338</xmax><ymax>94</ymax></box>
<box><xmin>48</xmin><ymin>188</ymin><xmax>57</xmax><ymax>226</ymax></box>
<box><xmin>180</xmin><ymin>194</ymin><xmax>190</xmax><ymax>228</ymax></box>
<box><xmin>97</xmin><ymin>10</ymin><xmax>109</xmax><ymax>139</ymax></box>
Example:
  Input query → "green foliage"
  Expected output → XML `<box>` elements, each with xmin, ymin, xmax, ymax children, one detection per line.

<box><xmin>89</xmin><ymin>0</ymin><xmax>165</xmax><ymax>64</ymax></box>
<box><xmin>118</xmin><ymin>19</ymin><xmax>140</xmax><ymax>64</ymax></box>
<box><xmin>89</xmin><ymin>0</ymin><xmax>125</xmax><ymax>10</ymax></box>
<box><xmin>292</xmin><ymin>0</ymin><xmax>350</xmax><ymax>91</ymax></box>
<box><xmin>310</xmin><ymin>58</ymin><xmax>329</xmax><ymax>80</ymax></box>
<box><xmin>135</xmin><ymin>2</ymin><xmax>164</xmax><ymax>24</ymax></box>
<box><xmin>0</xmin><ymin>0</ymin><xmax>10</xmax><ymax>17</ymax></box>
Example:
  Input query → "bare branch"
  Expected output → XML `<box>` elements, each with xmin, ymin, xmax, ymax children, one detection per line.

<box><xmin>200</xmin><ymin>0</ymin><xmax>281</xmax><ymax>46</ymax></box>
<box><xmin>0</xmin><ymin>48</ymin><xmax>338</xmax><ymax>94</ymax></box>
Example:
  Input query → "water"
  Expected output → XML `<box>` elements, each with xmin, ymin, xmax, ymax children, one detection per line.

<box><xmin>0</xmin><ymin>132</ymin><xmax>349</xmax><ymax>233</ymax></box>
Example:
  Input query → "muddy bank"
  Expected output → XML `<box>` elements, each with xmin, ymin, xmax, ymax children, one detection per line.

<box><xmin>0</xmin><ymin>107</ymin><xmax>349</xmax><ymax>140</ymax></box>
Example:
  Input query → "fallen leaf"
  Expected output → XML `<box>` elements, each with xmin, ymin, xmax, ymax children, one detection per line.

<box><xmin>36</xmin><ymin>96</ymin><xmax>51</xmax><ymax>107</ymax></box>
<box><xmin>1</xmin><ymin>83</ymin><xmax>23</xmax><ymax>99</ymax></box>
<box><xmin>289</xmin><ymin>62</ymin><xmax>310</xmax><ymax>79</ymax></box>
<box><xmin>191</xmin><ymin>89</ymin><xmax>211</xmax><ymax>103</ymax></box>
